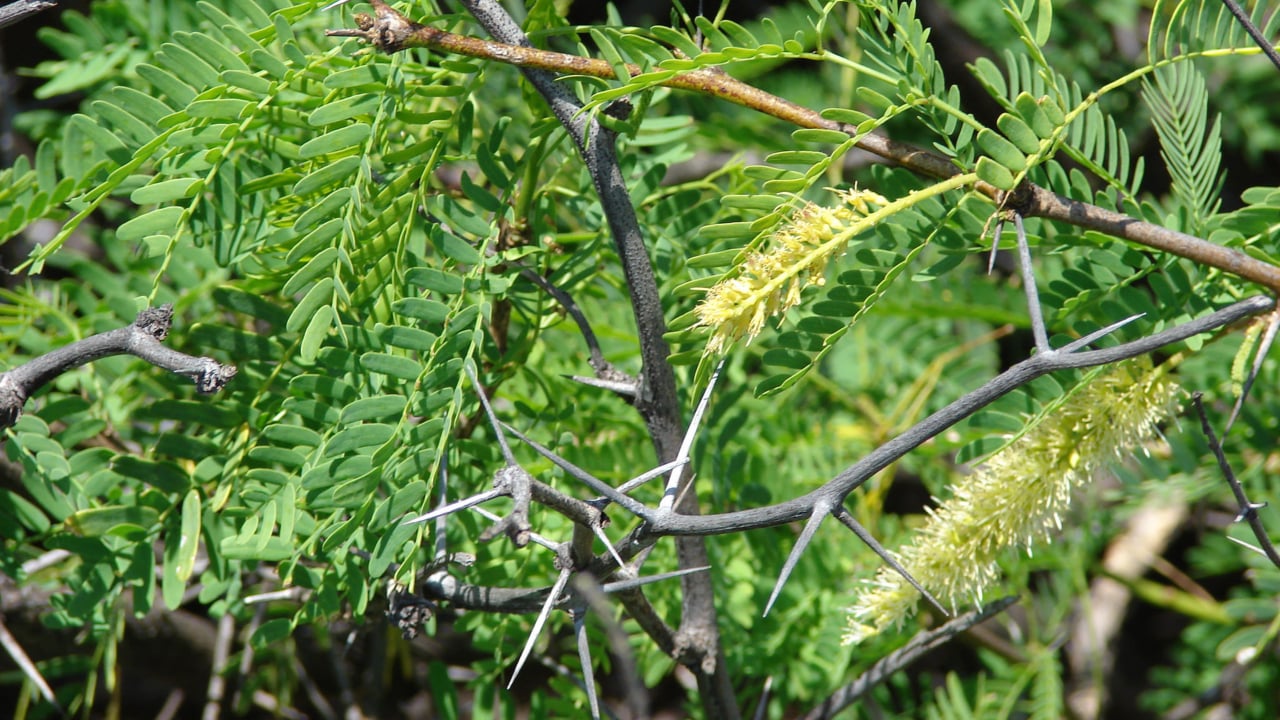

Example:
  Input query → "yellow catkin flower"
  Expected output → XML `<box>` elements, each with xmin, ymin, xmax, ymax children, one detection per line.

<box><xmin>695</xmin><ymin>188</ymin><xmax>888</xmax><ymax>354</ymax></box>
<box><xmin>844</xmin><ymin>358</ymin><xmax>1180</xmax><ymax>644</ymax></box>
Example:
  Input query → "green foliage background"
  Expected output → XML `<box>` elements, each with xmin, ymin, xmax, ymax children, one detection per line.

<box><xmin>0</xmin><ymin>0</ymin><xmax>1278</xmax><ymax>717</ymax></box>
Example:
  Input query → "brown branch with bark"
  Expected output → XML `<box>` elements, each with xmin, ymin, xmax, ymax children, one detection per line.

<box><xmin>326</xmin><ymin>0</ymin><xmax>1280</xmax><ymax>294</ymax></box>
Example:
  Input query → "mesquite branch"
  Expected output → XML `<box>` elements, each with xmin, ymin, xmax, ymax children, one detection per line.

<box><xmin>0</xmin><ymin>0</ymin><xmax>55</xmax><ymax>30</ymax></box>
<box><xmin>430</xmin><ymin>1</ymin><xmax>733</xmax><ymax>714</ymax></box>
<box><xmin>0</xmin><ymin>305</ymin><xmax>236</xmax><ymax>428</ymax></box>
<box><xmin>324</xmin><ymin>4</ymin><xmax>1280</xmax><ymax>719</ymax></box>
<box><xmin>325</xmin><ymin>2</ymin><xmax>1280</xmax><ymax>294</ymax></box>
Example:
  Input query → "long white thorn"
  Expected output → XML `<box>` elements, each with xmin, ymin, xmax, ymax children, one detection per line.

<box><xmin>764</xmin><ymin>504</ymin><xmax>829</xmax><ymax>617</ymax></box>
<box><xmin>657</xmin><ymin>358</ymin><xmax>725</xmax><ymax>513</ymax></box>
<box><xmin>573</xmin><ymin>608</ymin><xmax>602</xmax><ymax>720</ymax></box>
<box><xmin>403</xmin><ymin>488</ymin><xmax>504</xmax><ymax>525</ymax></box>
<box><xmin>508</xmin><ymin>568</ymin><xmax>573</xmax><ymax>689</ymax></box>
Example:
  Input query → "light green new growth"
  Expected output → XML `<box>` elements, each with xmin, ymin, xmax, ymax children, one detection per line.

<box><xmin>844</xmin><ymin>358</ymin><xmax>1180</xmax><ymax>644</ymax></box>
<box><xmin>694</xmin><ymin>188</ymin><xmax>889</xmax><ymax>354</ymax></box>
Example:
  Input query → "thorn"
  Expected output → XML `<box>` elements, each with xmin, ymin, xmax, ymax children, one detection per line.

<box><xmin>434</xmin><ymin>452</ymin><xmax>450</xmax><ymax>561</ymax></box>
<box><xmin>1226</xmin><ymin>534</ymin><xmax>1269</xmax><ymax>558</ymax></box>
<box><xmin>600</xmin><ymin>565</ymin><xmax>710</xmax><ymax>594</ymax></box>
<box><xmin>832</xmin><ymin>507</ymin><xmax>949</xmax><ymax>616</ymax></box>
<box><xmin>751</xmin><ymin>676</ymin><xmax>774</xmax><ymax>720</ymax></box>
<box><xmin>592</xmin><ymin>523</ymin><xmax>627</xmax><ymax>570</ymax></box>
<box><xmin>500</xmin><ymin>422</ymin><xmax>655</xmax><ymax>519</ymax></box>
<box><xmin>764</xmin><ymin>506</ymin><xmax>829</xmax><ymax>617</ymax></box>
<box><xmin>320</xmin><ymin>0</ymin><xmax>351</xmax><ymax>10</ymax></box>
<box><xmin>566</xmin><ymin>374</ymin><xmax>638</xmax><ymax>396</ymax></box>
<box><xmin>573</xmin><ymin>609</ymin><xmax>602</xmax><ymax>720</ymax></box>
<box><xmin>987</xmin><ymin>218</ymin><xmax>1004</xmax><ymax>275</ymax></box>
<box><xmin>403</xmin><ymin>487</ymin><xmax>505</xmax><ymax>525</ymax></box>
<box><xmin>508</xmin><ymin>568</ymin><xmax>573</xmax><ymax>689</ymax></box>
<box><xmin>1234</xmin><ymin>501</ymin><xmax>1267</xmax><ymax>523</ymax></box>
<box><xmin>657</xmin><ymin>358</ymin><xmax>725</xmax><ymax>513</ymax></box>
<box><xmin>615</xmin><ymin>457</ymin><xmax>688</xmax><ymax>495</ymax></box>
<box><xmin>467</xmin><ymin>362</ymin><xmax>516</xmax><ymax>465</ymax></box>
<box><xmin>1058</xmin><ymin>313</ymin><xmax>1145</xmax><ymax>354</ymax></box>
<box><xmin>0</xmin><ymin>616</ymin><xmax>59</xmax><ymax>711</ymax></box>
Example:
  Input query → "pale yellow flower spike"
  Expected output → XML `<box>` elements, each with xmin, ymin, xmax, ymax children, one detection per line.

<box><xmin>844</xmin><ymin>357</ymin><xmax>1180</xmax><ymax>644</ymax></box>
<box><xmin>695</xmin><ymin>188</ymin><xmax>889</xmax><ymax>354</ymax></box>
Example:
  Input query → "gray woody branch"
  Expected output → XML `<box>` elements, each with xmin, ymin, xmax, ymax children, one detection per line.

<box><xmin>0</xmin><ymin>0</ymin><xmax>56</xmax><ymax>30</ymax></box>
<box><xmin>443</xmin><ymin>1</ymin><xmax>733</xmax><ymax>716</ymax></box>
<box><xmin>0</xmin><ymin>305</ymin><xmax>236</xmax><ymax>428</ymax></box>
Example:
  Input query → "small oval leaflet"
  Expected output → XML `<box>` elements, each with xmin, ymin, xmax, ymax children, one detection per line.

<box><xmin>299</xmin><ymin>123</ymin><xmax>372</xmax><ymax>159</ymax></box>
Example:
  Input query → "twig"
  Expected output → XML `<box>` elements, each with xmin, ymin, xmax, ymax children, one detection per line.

<box><xmin>1010</xmin><ymin>212</ymin><xmax>1051</xmax><ymax>355</ymax></box>
<box><xmin>154</xmin><ymin>689</ymin><xmax>184</xmax><ymax>720</ymax></box>
<box><xmin>242</xmin><ymin>587</ymin><xmax>310</xmax><ymax>605</ymax></box>
<box><xmin>801</xmin><ymin>597</ymin><xmax>1018</xmax><ymax>720</ymax></box>
<box><xmin>646</xmin><ymin>295</ymin><xmax>1274</xmax><ymax>537</ymax></box>
<box><xmin>1192</xmin><ymin>392</ymin><xmax>1280</xmax><ymax>568</ymax></box>
<box><xmin>0</xmin><ymin>305</ymin><xmax>236</xmax><ymax>428</ymax></box>
<box><xmin>291</xmin><ymin>642</ymin><xmax>339</xmax><ymax>720</ymax></box>
<box><xmin>201</xmin><ymin>612</ymin><xmax>234</xmax><ymax>720</ymax></box>
<box><xmin>517</xmin><ymin>267</ymin><xmax>632</xmax><ymax>386</ymax></box>
<box><xmin>1218</xmin><ymin>0</ymin><xmax>1280</xmax><ymax>72</ymax></box>
<box><xmin>20</xmin><ymin>549</ymin><xmax>71</xmax><ymax>575</ymax></box>
<box><xmin>0</xmin><ymin>0</ymin><xmax>56</xmax><ymax>30</ymax></box>
<box><xmin>401</xmin><ymin>299</ymin><xmax>1272</xmax><ymax>622</ymax></box>
<box><xmin>232</xmin><ymin>605</ymin><xmax>264</xmax><ymax>710</ymax></box>
<box><xmin>325</xmin><ymin>6</ymin><xmax>1280</xmax><ymax>294</ymax></box>
<box><xmin>330</xmin><ymin>6</ymin><xmax>732</xmax><ymax>711</ymax></box>
<box><xmin>1067</xmin><ymin>494</ymin><xmax>1188</xmax><ymax>720</ymax></box>
<box><xmin>473</xmin><ymin>506</ymin><xmax>557</xmax><ymax>552</ymax></box>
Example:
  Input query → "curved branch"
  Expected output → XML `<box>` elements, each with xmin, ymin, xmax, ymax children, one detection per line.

<box><xmin>0</xmin><ymin>305</ymin><xmax>236</xmax><ymax>428</ymax></box>
<box><xmin>802</xmin><ymin>597</ymin><xmax>1018</xmax><ymax>720</ymax></box>
<box><xmin>645</xmin><ymin>294</ymin><xmax>1275</xmax><ymax>536</ymax></box>
<box><xmin>326</xmin><ymin>10</ymin><xmax>1280</xmax><ymax>294</ymax></box>
<box><xmin>0</xmin><ymin>0</ymin><xmax>56</xmax><ymax>30</ymax></box>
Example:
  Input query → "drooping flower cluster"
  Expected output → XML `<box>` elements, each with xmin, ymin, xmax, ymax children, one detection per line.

<box><xmin>844</xmin><ymin>358</ymin><xmax>1180</xmax><ymax>644</ymax></box>
<box><xmin>695</xmin><ymin>188</ymin><xmax>889</xmax><ymax>354</ymax></box>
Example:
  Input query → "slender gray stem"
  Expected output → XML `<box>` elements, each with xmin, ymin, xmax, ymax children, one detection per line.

<box><xmin>1218</xmin><ymin>0</ymin><xmax>1280</xmax><ymax>71</ymax></box>
<box><xmin>1193</xmin><ymin>393</ymin><xmax>1280</xmax><ymax>568</ymax></box>
<box><xmin>201</xmin><ymin>613</ymin><xmax>235</xmax><ymax>720</ymax></box>
<box><xmin>801</xmin><ymin>597</ymin><xmax>1018</xmax><ymax>720</ymax></box>
<box><xmin>454</xmin><ymin>3</ymin><xmax>731</xmax><ymax>714</ymax></box>
<box><xmin>646</xmin><ymin>295</ymin><xmax>1274</xmax><ymax>536</ymax></box>
<box><xmin>0</xmin><ymin>0</ymin><xmax>55</xmax><ymax>30</ymax></box>
<box><xmin>0</xmin><ymin>305</ymin><xmax>235</xmax><ymax>428</ymax></box>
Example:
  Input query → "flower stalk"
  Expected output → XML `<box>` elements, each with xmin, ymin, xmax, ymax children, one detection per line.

<box><xmin>844</xmin><ymin>357</ymin><xmax>1180</xmax><ymax>644</ymax></box>
<box><xmin>695</xmin><ymin>174</ymin><xmax>972</xmax><ymax>353</ymax></box>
